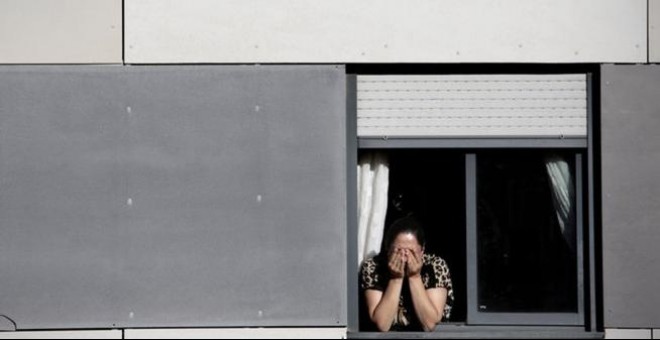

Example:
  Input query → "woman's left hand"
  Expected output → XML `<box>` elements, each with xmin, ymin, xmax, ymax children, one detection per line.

<box><xmin>406</xmin><ymin>249</ymin><xmax>423</xmax><ymax>278</ymax></box>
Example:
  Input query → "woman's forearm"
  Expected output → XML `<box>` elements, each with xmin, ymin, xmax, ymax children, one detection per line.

<box><xmin>408</xmin><ymin>275</ymin><xmax>442</xmax><ymax>331</ymax></box>
<box><xmin>370</xmin><ymin>278</ymin><xmax>404</xmax><ymax>332</ymax></box>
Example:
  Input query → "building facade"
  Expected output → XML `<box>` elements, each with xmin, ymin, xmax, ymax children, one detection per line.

<box><xmin>1</xmin><ymin>1</ymin><xmax>659</xmax><ymax>338</ymax></box>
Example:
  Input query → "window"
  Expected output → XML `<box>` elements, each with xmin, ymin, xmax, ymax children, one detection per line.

<box><xmin>357</xmin><ymin>150</ymin><xmax>584</xmax><ymax>329</ymax></box>
<box><xmin>348</xmin><ymin>70</ymin><xmax>599</xmax><ymax>336</ymax></box>
<box><xmin>469</xmin><ymin>151</ymin><xmax>584</xmax><ymax>325</ymax></box>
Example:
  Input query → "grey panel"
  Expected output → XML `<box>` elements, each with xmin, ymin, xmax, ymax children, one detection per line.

<box><xmin>601</xmin><ymin>65</ymin><xmax>660</xmax><ymax>328</ymax></box>
<box><xmin>0</xmin><ymin>66</ymin><xmax>346</xmax><ymax>329</ymax></box>
<box><xmin>0</xmin><ymin>68</ymin><xmax>127</xmax><ymax>329</ymax></box>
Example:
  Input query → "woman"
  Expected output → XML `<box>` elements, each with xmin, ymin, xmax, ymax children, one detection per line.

<box><xmin>360</xmin><ymin>216</ymin><xmax>454</xmax><ymax>332</ymax></box>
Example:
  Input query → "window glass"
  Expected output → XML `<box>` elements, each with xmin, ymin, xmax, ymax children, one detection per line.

<box><xmin>476</xmin><ymin>152</ymin><xmax>578</xmax><ymax>313</ymax></box>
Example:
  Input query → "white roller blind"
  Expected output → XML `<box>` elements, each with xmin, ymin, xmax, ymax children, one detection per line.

<box><xmin>357</xmin><ymin>74</ymin><xmax>587</xmax><ymax>138</ymax></box>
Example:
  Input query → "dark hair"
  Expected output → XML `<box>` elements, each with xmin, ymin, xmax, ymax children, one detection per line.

<box><xmin>380</xmin><ymin>215</ymin><xmax>425</xmax><ymax>258</ymax></box>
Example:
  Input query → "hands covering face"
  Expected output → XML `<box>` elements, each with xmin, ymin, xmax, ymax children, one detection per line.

<box><xmin>388</xmin><ymin>248</ymin><xmax>406</xmax><ymax>278</ymax></box>
<box><xmin>388</xmin><ymin>247</ymin><xmax>423</xmax><ymax>278</ymax></box>
<box><xmin>405</xmin><ymin>247</ymin><xmax>422</xmax><ymax>277</ymax></box>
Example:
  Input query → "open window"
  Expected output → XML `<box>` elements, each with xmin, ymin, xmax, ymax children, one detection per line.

<box><xmin>349</xmin><ymin>70</ymin><xmax>599</xmax><ymax>337</ymax></box>
<box><xmin>357</xmin><ymin>149</ymin><xmax>467</xmax><ymax>331</ymax></box>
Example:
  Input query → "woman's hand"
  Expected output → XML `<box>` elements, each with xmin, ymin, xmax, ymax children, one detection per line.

<box><xmin>406</xmin><ymin>249</ymin><xmax>423</xmax><ymax>278</ymax></box>
<box><xmin>388</xmin><ymin>249</ymin><xmax>406</xmax><ymax>278</ymax></box>
<box><xmin>366</xmin><ymin>249</ymin><xmax>407</xmax><ymax>332</ymax></box>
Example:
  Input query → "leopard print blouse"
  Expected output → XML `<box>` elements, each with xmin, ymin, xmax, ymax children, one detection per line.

<box><xmin>360</xmin><ymin>253</ymin><xmax>454</xmax><ymax>331</ymax></box>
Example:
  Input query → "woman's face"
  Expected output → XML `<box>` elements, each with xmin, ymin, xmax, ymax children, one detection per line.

<box><xmin>389</xmin><ymin>232</ymin><xmax>423</xmax><ymax>260</ymax></box>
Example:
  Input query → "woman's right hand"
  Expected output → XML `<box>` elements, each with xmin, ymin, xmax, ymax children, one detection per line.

<box><xmin>388</xmin><ymin>248</ymin><xmax>406</xmax><ymax>278</ymax></box>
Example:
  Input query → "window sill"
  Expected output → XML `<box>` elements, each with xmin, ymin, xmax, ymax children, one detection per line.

<box><xmin>348</xmin><ymin>325</ymin><xmax>603</xmax><ymax>339</ymax></box>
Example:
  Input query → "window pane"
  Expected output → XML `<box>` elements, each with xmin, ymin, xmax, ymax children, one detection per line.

<box><xmin>477</xmin><ymin>152</ymin><xmax>578</xmax><ymax>313</ymax></box>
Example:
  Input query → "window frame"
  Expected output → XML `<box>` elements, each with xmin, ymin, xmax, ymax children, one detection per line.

<box><xmin>347</xmin><ymin>72</ymin><xmax>599</xmax><ymax>336</ymax></box>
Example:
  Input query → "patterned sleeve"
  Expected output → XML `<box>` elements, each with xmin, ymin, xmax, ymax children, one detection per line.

<box><xmin>429</xmin><ymin>256</ymin><xmax>452</xmax><ymax>289</ymax></box>
<box><xmin>424</xmin><ymin>254</ymin><xmax>455</xmax><ymax>320</ymax></box>
<box><xmin>360</xmin><ymin>257</ymin><xmax>385</xmax><ymax>291</ymax></box>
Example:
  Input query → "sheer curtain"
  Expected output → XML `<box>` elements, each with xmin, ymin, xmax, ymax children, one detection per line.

<box><xmin>545</xmin><ymin>155</ymin><xmax>576</xmax><ymax>253</ymax></box>
<box><xmin>357</xmin><ymin>152</ymin><xmax>389</xmax><ymax>266</ymax></box>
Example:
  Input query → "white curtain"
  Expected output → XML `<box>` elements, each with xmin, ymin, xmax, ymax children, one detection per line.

<box><xmin>545</xmin><ymin>155</ymin><xmax>576</xmax><ymax>253</ymax></box>
<box><xmin>357</xmin><ymin>152</ymin><xmax>389</xmax><ymax>266</ymax></box>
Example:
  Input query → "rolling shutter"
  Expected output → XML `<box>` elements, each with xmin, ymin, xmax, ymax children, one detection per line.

<box><xmin>357</xmin><ymin>74</ymin><xmax>587</xmax><ymax>138</ymax></box>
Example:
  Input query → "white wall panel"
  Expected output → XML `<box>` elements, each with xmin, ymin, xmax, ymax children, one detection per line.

<box><xmin>651</xmin><ymin>0</ymin><xmax>660</xmax><ymax>62</ymax></box>
<box><xmin>125</xmin><ymin>0</ymin><xmax>646</xmax><ymax>64</ymax></box>
<box><xmin>357</xmin><ymin>74</ymin><xmax>587</xmax><ymax>138</ymax></box>
<box><xmin>605</xmin><ymin>329</ymin><xmax>653</xmax><ymax>339</ymax></box>
<box><xmin>0</xmin><ymin>0</ymin><xmax>122</xmax><ymax>64</ymax></box>
<box><xmin>0</xmin><ymin>330</ymin><xmax>122</xmax><ymax>339</ymax></box>
<box><xmin>125</xmin><ymin>328</ymin><xmax>346</xmax><ymax>339</ymax></box>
